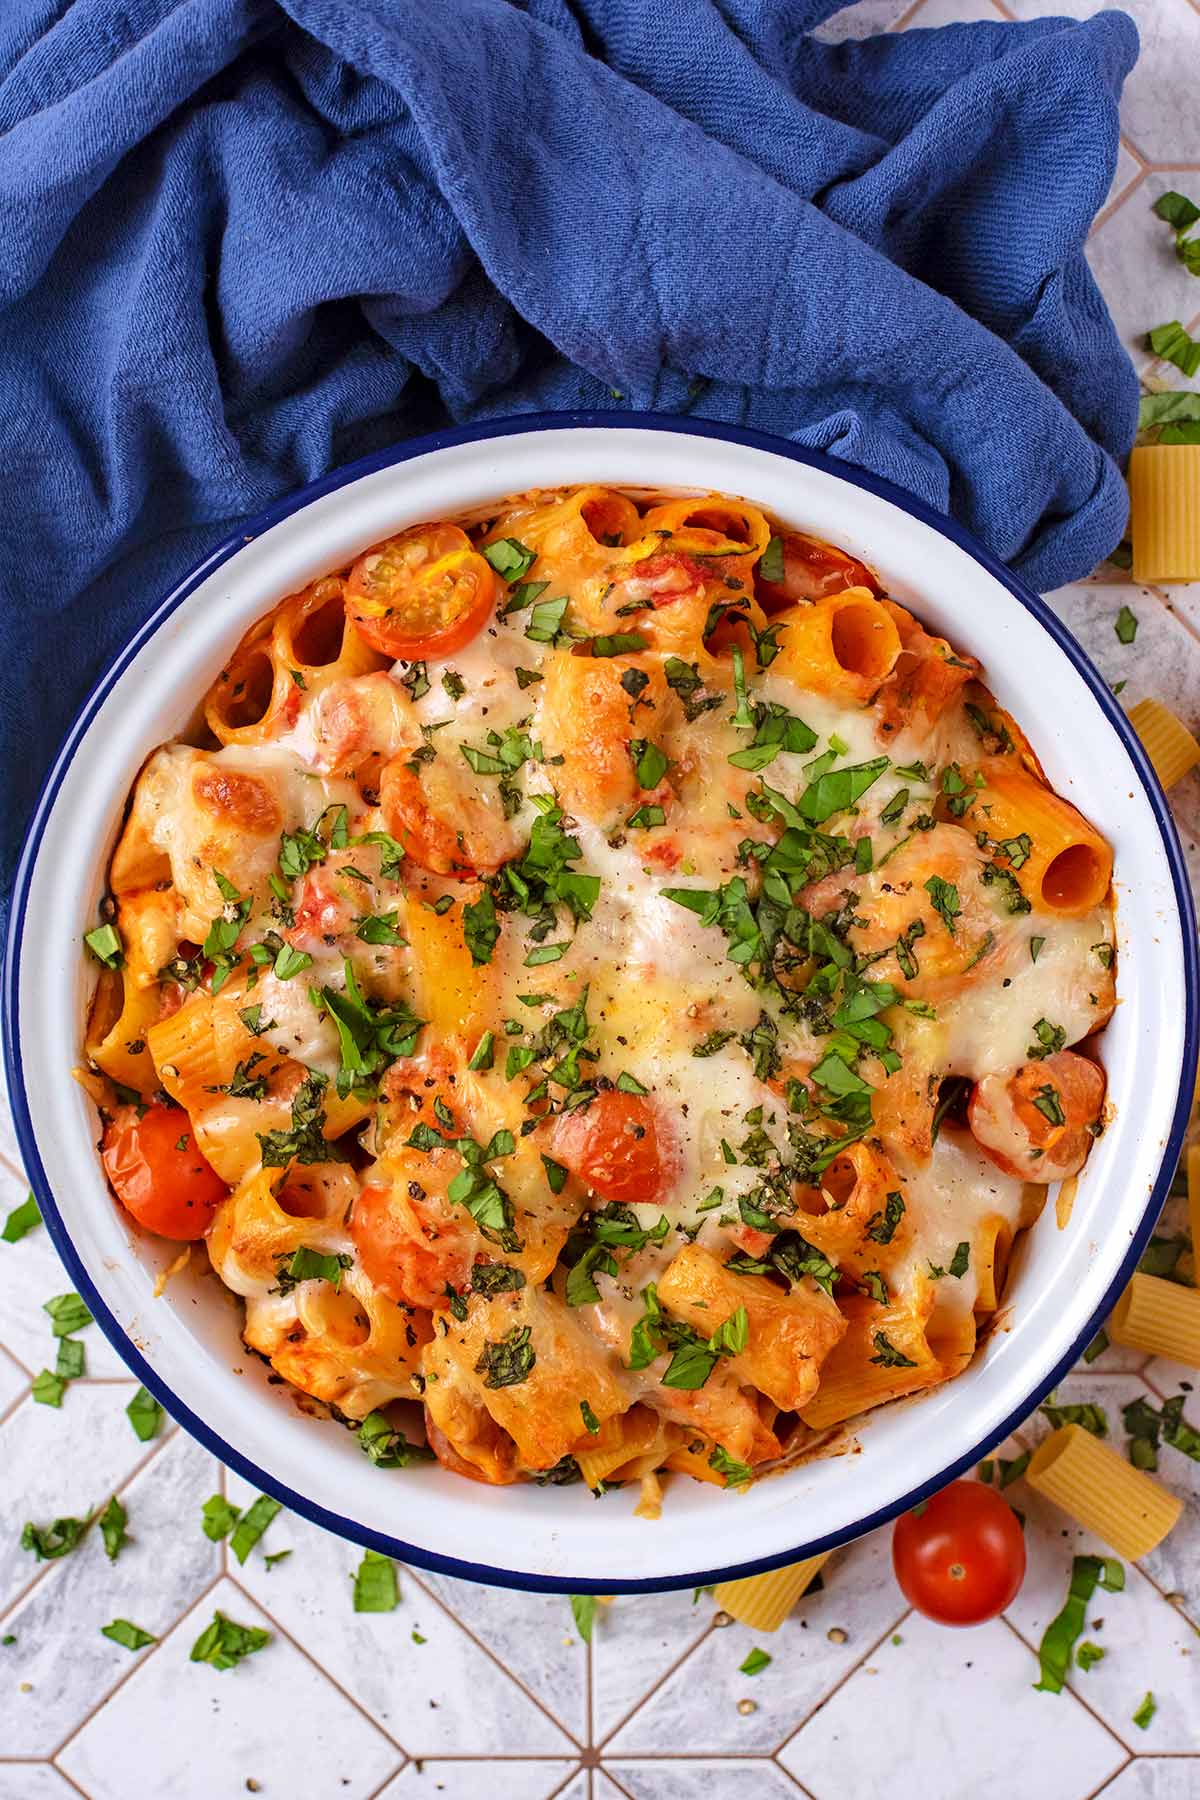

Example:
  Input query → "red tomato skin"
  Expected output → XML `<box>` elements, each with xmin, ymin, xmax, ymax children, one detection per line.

<box><xmin>892</xmin><ymin>1480</ymin><xmax>1026</xmax><ymax>1626</ymax></box>
<box><xmin>101</xmin><ymin>1102</ymin><xmax>227</xmax><ymax>1240</ymax></box>
<box><xmin>548</xmin><ymin>1089</ymin><xmax>678</xmax><ymax>1206</ymax></box>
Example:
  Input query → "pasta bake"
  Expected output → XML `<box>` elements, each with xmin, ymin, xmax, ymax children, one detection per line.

<box><xmin>82</xmin><ymin>485</ymin><xmax>1116</xmax><ymax>1503</ymax></box>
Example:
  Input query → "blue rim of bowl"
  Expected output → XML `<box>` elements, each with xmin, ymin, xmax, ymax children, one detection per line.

<box><xmin>5</xmin><ymin>410</ymin><xmax>1197</xmax><ymax>1595</ymax></box>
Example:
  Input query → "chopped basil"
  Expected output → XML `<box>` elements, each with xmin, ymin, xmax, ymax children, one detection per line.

<box><xmin>101</xmin><ymin>1618</ymin><xmax>157</xmax><ymax>1651</ymax></box>
<box><xmin>526</xmin><ymin>595</ymin><xmax>570</xmax><ymax>643</ymax></box>
<box><xmin>1033</xmin><ymin>1555</ymin><xmax>1124</xmax><ymax>1693</ymax></box>
<box><xmin>463</xmin><ymin>888</ymin><xmax>501</xmax><ymax>966</ymax></box>
<box><xmin>21</xmin><ymin>1515</ymin><xmax>91</xmax><ymax>1561</ymax></box>
<box><xmin>631</xmin><ymin>739</ymin><xmax>669</xmax><ymax>788</ymax></box>
<box><xmin>358</xmin><ymin>1410</ymin><xmax>435</xmax><ymax>1468</ymax></box>
<box><xmin>32</xmin><ymin>1369</ymin><xmax>66</xmax><ymax>1407</ymax></box>
<box><xmin>84</xmin><ymin>922</ymin><xmax>123</xmax><ymax>968</ymax></box>
<box><xmin>257</xmin><ymin>1070</ymin><xmax>339</xmax><ymax>1168</ymax></box>
<box><xmin>483</xmin><ymin>537</ymin><xmax>537</xmax><ymax>581</ymax></box>
<box><xmin>739</xmin><ymin>1647</ymin><xmax>772</xmax><ymax>1676</ymax></box>
<box><xmin>1030</xmin><ymin>936</ymin><xmax>1045</xmax><ymax>964</ymax></box>
<box><xmin>880</xmin><ymin>788</ymin><xmax>908</xmax><ymax>826</ymax></box>
<box><xmin>626</xmin><ymin>803</ymin><xmax>666</xmax><ymax>829</ymax></box>
<box><xmin>923</xmin><ymin>874</ymin><xmax>960</xmax><ymax>935</ymax></box>
<box><xmin>866</xmin><ymin>1191</ymin><xmax>905</xmax><ymax>1245</ymax></box>
<box><xmin>442</xmin><ymin>669</ymin><xmax>466</xmax><ymax>701</ymax></box>
<box><xmin>693</xmin><ymin>1030</ymin><xmax>736</xmax><ymax>1057</ymax></box>
<box><xmin>1032</xmin><ymin>1084</ymin><xmax>1065</xmax><ymax>1128</ymax></box>
<box><xmin>126</xmin><ymin>1385</ymin><xmax>164</xmax><ymax>1442</ymax></box>
<box><xmin>580</xmin><ymin>1399</ymin><xmax>601</xmax><ymax>1435</ymax></box>
<box><xmin>870</xmin><ymin>1332</ymin><xmax>917</xmax><ymax>1368</ymax></box>
<box><xmin>1</xmin><ymin>1192</ymin><xmax>41</xmax><ymax>1243</ymax></box>
<box><xmin>1075</xmin><ymin>1641</ymin><xmax>1105</xmax><ymax>1671</ymax></box>
<box><xmin>99</xmin><ymin>1494</ymin><xmax>129</xmax><ymax>1561</ymax></box>
<box><xmin>503</xmin><ymin>578</ymin><xmax>550</xmax><ymax>617</ymax></box>
<box><xmin>570</xmin><ymin>1594</ymin><xmax>598</xmax><ymax>1642</ymax></box>
<box><xmin>1114</xmin><ymin>605</ymin><xmax>1138</xmax><ymax>645</ymax></box>
<box><xmin>474</xmin><ymin>1324</ymin><xmax>536</xmax><ymax>1388</ymax></box>
<box><xmin>948</xmin><ymin>1241</ymin><xmax>970</xmax><ymax>1279</ymax></box>
<box><xmin>272</xmin><ymin>1247</ymin><xmax>353</xmax><ymax>1297</ymax></box>
<box><xmin>189</xmin><ymin>1610</ymin><xmax>270</xmax><ymax>1671</ymax></box>
<box><xmin>1040</xmin><ymin>1399</ymin><xmax>1107</xmax><ymax>1436</ymax></box>
<box><xmin>515</xmin><ymin>665</ymin><xmax>544</xmax><ymax>688</ymax></box>
<box><xmin>468</xmin><ymin>1030</ymin><xmax>495</xmax><ymax>1071</ymax></box>
<box><xmin>591</xmin><ymin>632</ymin><xmax>647</xmax><ymax>657</ymax></box>
<box><xmin>353</xmin><ymin>1549</ymin><xmax>400</xmax><ymax>1612</ymax></box>
<box><xmin>1132</xmin><ymin>1692</ymin><xmax>1156</xmax><ymax>1730</ymax></box>
<box><xmin>43</xmin><ymin>1292</ymin><xmax>93</xmax><ymax>1337</ymax></box>
<box><xmin>1027</xmin><ymin>1018</ymin><xmax>1066</xmax><ymax>1060</ymax></box>
<box><xmin>859</xmin><ymin>1270</ymin><xmax>889</xmax><ymax>1305</ymax></box>
<box><xmin>201</xmin><ymin>1495</ymin><xmax>242</xmax><ymax>1541</ymax></box>
<box><xmin>354</xmin><ymin>911</ymin><xmax>405</xmax><ymax>946</ymax></box>
<box><xmin>228</xmin><ymin>1494</ymin><xmax>282</xmax><ymax>1565</ymax></box>
<box><xmin>56</xmin><ymin>1337</ymin><xmax>85</xmax><ymax>1380</ymax></box>
<box><xmin>708</xmin><ymin>1444</ymin><xmax>753</xmax><ymax>1488</ymax></box>
<box><xmin>758</xmin><ymin>535</ymin><xmax>785</xmax><ymax>584</ymax></box>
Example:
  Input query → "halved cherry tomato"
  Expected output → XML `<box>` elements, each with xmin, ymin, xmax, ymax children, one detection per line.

<box><xmin>379</xmin><ymin>753</ymin><xmax>520</xmax><ymax>879</ymax></box>
<box><xmin>549</xmin><ymin>1089</ymin><xmax>678</xmax><ymax>1206</ymax></box>
<box><xmin>101</xmin><ymin>1101</ymin><xmax>227</xmax><ymax>1240</ymax></box>
<box><xmin>756</xmin><ymin>531</ymin><xmax>880</xmax><ymax>611</ymax></box>
<box><xmin>969</xmin><ymin>1050</ymin><xmax>1105</xmax><ymax>1182</ymax></box>
<box><xmin>350</xmin><ymin>1162</ymin><xmax>475</xmax><ymax>1309</ymax></box>
<box><xmin>346</xmin><ymin>524</ymin><xmax>498</xmax><ymax>660</ymax></box>
<box><xmin>892</xmin><ymin>1480</ymin><xmax>1026</xmax><ymax>1626</ymax></box>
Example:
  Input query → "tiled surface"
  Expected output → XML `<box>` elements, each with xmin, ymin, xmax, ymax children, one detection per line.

<box><xmin>3</xmin><ymin>3</ymin><xmax>1200</xmax><ymax>1795</ymax></box>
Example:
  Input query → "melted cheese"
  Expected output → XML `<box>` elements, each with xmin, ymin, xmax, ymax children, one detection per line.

<box><xmin>101</xmin><ymin>483</ymin><xmax>1118</xmax><ymax>1480</ymax></box>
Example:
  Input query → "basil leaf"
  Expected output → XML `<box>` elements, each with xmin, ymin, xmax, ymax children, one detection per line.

<box><xmin>571</xmin><ymin>1594</ymin><xmax>598</xmax><ymax>1642</ymax></box>
<box><xmin>126</xmin><ymin>1386</ymin><xmax>164</xmax><ymax>1442</ymax></box>
<box><xmin>201</xmin><ymin>1495</ymin><xmax>242</xmax><ymax>1541</ymax></box>
<box><xmin>99</xmin><ymin>1494</ymin><xmax>129</xmax><ymax>1561</ymax></box>
<box><xmin>708</xmin><ymin>1444</ymin><xmax>753</xmax><ymax>1488</ymax></box>
<box><xmin>463</xmin><ymin>889</ymin><xmax>500</xmax><ymax>966</ymax></box>
<box><xmin>870</xmin><ymin>1331</ymin><xmax>917</xmax><ymax>1368</ymax></box>
<box><xmin>1114</xmin><ymin>605</ymin><xmax>1138</xmax><ymax>645</ymax></box>
<box><xmin>1034</xmin><ymin>1556</ymin><xmax>1120</xmax><ymax>1692</ymax></box>
<box><xmin>229</xmin><ymin>1494</ymin><xmax>282</xmax><ymax>1565</ymax></box>
<box><xmin>43</xmin><ymin>1293</ymin><xmax>92</xmax><ymax>1337</ymax></box>
<box><xmin>101</xmin><ymin>1618</ymin><xmax>156</xmax><ymax>1651</ymax></box>
<box><xmin>189</xmin><ymin>1610</ymin><xmax>270</xmax><ymax>1671</ymax></box>
<box><xmin>84</xmin><ymin>922</ymin><xmax>124</xmax><ymax>968</ymax></box>
<box><xmin>758</xmin><ymin>535</ymin><xmax>785</xmax><ymax>584</ymax></box>
<box><xmin>21</xmin><ymin>1514</ymin><xmax>91</xmax><ymax>1560</ymax></box>
<box><xmin>483</xmin><ymin>537</ymin><xmax>537</xmax><ymax>581</ymax></box>
<box><xmin>353</xmin><ymin>1549</ymin><xmax>400</xmax><ymax>1612</ymax></box>
<box><xmin>1</xmin><ymin>1193</ymin><xmax>41</xmax><ymax>1243</ymax></box>
<box><xmin>1147</xmin><ymin>319</ymin><xmax>1200</xmax><ymax>380</ymax></box>
<box><xmin>358</xmin><ymin>1410</ymin><xmax>435</xmax><ymax>1468</ymax></box>
<box><xmin>798</xmin><ymin>757</ymin><xmax>889</xmax><ymax>824</ymax></box>
<box><xmin>474</xmin><ymin>1324</ymin><xmax>536</xmax><ymax>1388</ymax></box>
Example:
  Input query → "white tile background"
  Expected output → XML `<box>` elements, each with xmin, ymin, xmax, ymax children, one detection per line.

<box><xmin>4</xmin><ymin>0</ymin><xmax>1200</xmax><ymax>1792</ymax></box>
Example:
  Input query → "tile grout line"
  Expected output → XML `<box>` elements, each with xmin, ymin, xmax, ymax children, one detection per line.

<box><xmin>0</xmin><ymin>1428</ymin><xmax>179</xmax><ymax>1632</ymax></box>
<box><xmin>49</xmin><ymin>1566</ymin><xmax>228</xmax><ymax>1763</ymax></box>
<box><xmin>1081</xmin><ymin>1753</ymin><xmax>1135</xmax><ymax>1800</ymax></box>
<box><xmin>590</xmin><ymin>1616</ymin><xmax>719</xmax><ymax>1752</ymax></box>
<box><xmin>543</xmin><ymin>1761</ymin><xmax>588</xmax><ymax>1800</ymax></box>
<box><xmin>996</xmin><ymin>1614</ymin><xmax>1140</xmax><ymax>1760</ymax></box>
<box><xmin>362</xmin><ymin>1751</ymin><xmax>410</xmax><ymax>1800</ymax></box>
<box><xmin>401</xmin><ymin>1562</ymin><xmax>587</xmax><ymax>1753</ymax></box>
<box><xmin>223</xmin><ymin>1570</ymin><xmax>416</xmax><ymax>1762</ymax></box>
<box><xmin>771</xmin><ymin>1753</ymin><xmax>821</xmax><ymax>1798</ymax></box>
<box><xmin>767</xmin><ymin>1602</ymin><xmax>913</xmax><ymax>1757</ymax></box>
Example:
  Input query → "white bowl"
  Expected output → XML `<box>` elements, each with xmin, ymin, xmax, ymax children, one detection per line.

<box><xmin>6</xmin><ymin>416</ymin><xmax>1197</xmax><ymax>1593</ymax></box>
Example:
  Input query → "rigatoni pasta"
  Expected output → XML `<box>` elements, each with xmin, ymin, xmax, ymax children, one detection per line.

<box><xmin>1027</xmin><ymin>1423</ymin><xmax>1182</xmax><ymax>1556</ymax></box>
<box><xmin>80</xmin><ymin>485</ymin><xmax>1117</xmax><ymax>1501</ymax></box>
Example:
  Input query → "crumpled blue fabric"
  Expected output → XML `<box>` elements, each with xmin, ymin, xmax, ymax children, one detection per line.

<box><xmin>0</xmin><ymin>0</ymin><xmax>1139</xmax><ymax>890</ymax></box>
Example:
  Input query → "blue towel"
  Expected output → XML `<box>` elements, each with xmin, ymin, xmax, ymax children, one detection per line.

<box><xmin>0</xmin><ymin>0</ymin><xmax>1139</xmax><ymax>891</ymax></box>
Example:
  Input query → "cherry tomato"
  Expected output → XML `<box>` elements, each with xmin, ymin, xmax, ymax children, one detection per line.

<box><xmin>350</xmin><ymin>1165</ymin><xmax>475</xmax><ymax>1309</ymax></box>
<box><xmin>379</xmin><ymin>753</ymin><xmax>520</xmax><ymax>879</ymax></box>
<box><xmin>756</xmin><ymin>531</ymin><xmax>880</xmax><ymax>611</ymax></box>
<box><xmin>549</xmin><ymin>1089</ymin><xmax>678</xmax><ymax>1206</ymax></box>
<box><xmin>892</xmin><ymin>1480</ymin><xmax>1026</xmax><ymax>1625</ymax></box>
<box><xmin>969</xmin><ymin>1050</ymin><xmax>1105</xmax><ymax>1182</ymax></box>
<box><xmin>346</xmin><ymin>523</ymin><xmax>498</xmax><ymax>660</ymax></box>
<box><xmin>101</xmin><ymin>1101</ymin><xmax>227</xmax><ymax>1240</ymax></box>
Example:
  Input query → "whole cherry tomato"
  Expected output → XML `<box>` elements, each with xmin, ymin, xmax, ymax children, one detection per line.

<box><xmin>892</xmin><ymin>1479</ymin><xmax>1026</xmax><ymax>1626</ymax></box>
